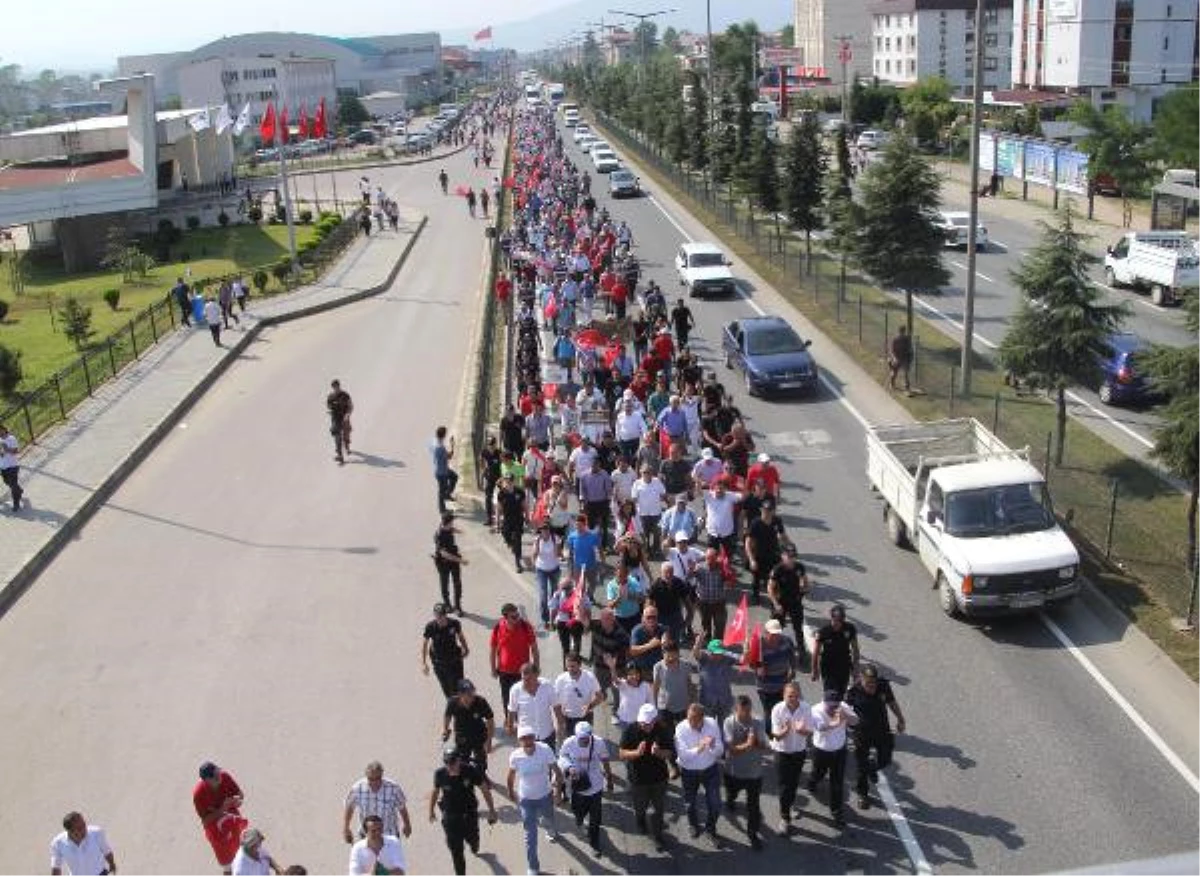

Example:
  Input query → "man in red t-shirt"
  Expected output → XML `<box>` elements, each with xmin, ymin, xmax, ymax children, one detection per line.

<box><xmin>745</xmin><ymin>452</ymin><xmax>782</xmax><ymax>499</ymax></box>
<box><xmin>495</xmin><ymin>272</ymin><xmax>513</xmax><ymax>322</ymax></box>
<box><xmin>489</xmin><ymin>603</ymin><xmax>540</xmax><ymax>730</ymax></box>
<box><xmin>193</xmin><ymin>762</ymin><xmax>248</xmax><ymax>874</ymax></box>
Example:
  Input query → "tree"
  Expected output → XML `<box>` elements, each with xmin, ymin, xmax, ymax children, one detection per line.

<box><xmin>834</xmin><ymin>124</ymin><xmax>853</xmax><ymax>185</ymax></box>
<box><xmin>1143</xmin><ymin>291</ymin><xmax>1199</xmax><ymax>591</ymax></box>
<box><xmin>58</xmin><ymin>296</ymin><xmax>95</xmax><ymax>351</ymax></box>
<box><xmin>337</xmin><ymin>94</ymin><xmax>371</xmax><ymax>129</ymax></box>
<box><xmin>783</xmin><ymin>114</ymin><xmax>827</xmax><ymax>259</ymax></box>
<box><xmin>900</xmin><ymin>76</ymin><xmax>955</xmax><ymax>149</ymax></box>
<box><xmin>746</xmin><ymin>118</ymin><xmax>781</xmax><ymax>225</ymax></box>
<box><xmin>99</xmin><ymin>225</ymin><xmax>135</xmax><ymax>282</ymax></box>
<box><xmin>1070</xmin><ymin>101</ymin><xmax>1158</xmax><ymax>227</ymax></box>
<box><xmin>825</xmin><ymin>169</ymin><xmax>861</xmax><ymax>294</ymax></box>
<box><xmin>661</xmin><ymin>26</ymin><xmax>682</xmax><ymax>55</ymax></box>
<box><xmin>1153</xmin><ymin>84</ymin><xmax>1199</xmax><ymax>170</ymax></box>
<box><xmin>999</xmin><ymin>210</ymin><xmax>1127</xmax><ymax>465</ymax></box>
<box><xmin>0</xmin><ymin>344</ymin><xmax>22</xmax><ymax>397</ymax></box>
<box><xmin>684</xmin><ymin>70</ymin><xmax>708</xmax><ymax>171</ymax></box>
<box><xmin>780</xmin><ymin>24</ymin><xmax>795</xmax><ymax>48</ymax></box>
<box><xmin>856</xmin><ymin>135</ymin><xmax>950</xmax><ymax>332</ymax></box>
<box><xmin>850</xmin><ymin>79</ymin><xmax>902</xmax><ymax>126</ymax></box>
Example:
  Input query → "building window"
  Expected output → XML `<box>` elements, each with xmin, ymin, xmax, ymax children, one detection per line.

<box><xmin>909</xmin><ymin>35</ymin><xmax>916</xmax><ymax>50</ymax></box>
<box><xmin>985</xmin><ymin>32</ymin><xmax>998</xmax><ymax>47</ymax></box>
<box><xmin>984</xmin><ymin>57</ymin><xmax>998</xmax><ymax>71</ymax></box>
<box><xmin>886</xmin><ymin>37</ymin><xmax>891</xmax><ymax>50</ymax></box>
<box><xmin>909</xmin><ymin>59</ymin><xmax>916</xmax><ymax>73</ymax></box>
<box><xmin>877</xmin><ymin>36</ymin><xmax>883</xmax><ymax>50</ymax></box>
<box><xmin>1163</xmin><ymin>36</ymin><xmax>1170</xmax><ymax>50</ymax></box>
<box><xmin>886</xmin><ymin>59</ymin><xmax>892</xmax><ymax>73</ymax></box>
<box><xmin>875</xmin><ymin>59</ymin><xmax>881</xmax><ymax>73</ymax></box>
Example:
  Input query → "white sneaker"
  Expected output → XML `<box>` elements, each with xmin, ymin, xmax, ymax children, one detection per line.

<box><xmin>546</xmin><ymin>831</ymin><xmax>560</xmax><ymax>844</ymax></box>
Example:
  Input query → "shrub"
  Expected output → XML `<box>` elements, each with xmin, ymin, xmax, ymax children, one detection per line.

<box><xmin>218</xmin><ymin>211</ymin><xmax>230</xmax><ymax>227</ymax></box>
<box><xmin>248</xmin><ymin>205</ymin><xmax>263</xmax><ymax>223</ymax></box>
<box><xmin>298</xmin><ymin>209</ymin><xmax>313</xmax><ymax>224</ymax></box>
<box><xmin>271</xmin><ymin>258</ymin><xmax>292</xmax><ymax>286</ymax></box>
<box><xmin>274</xmin><ymin>204</ymin><xmax>287</xmax><ymax>224</ymax></box>
<box><xmin>102</xmin><ymin>288</ymin><xmax>121</xmax><ymax>311</ymax></box>
<box><xmin>0</xmin><ymin>344</ymin><xmax>22</xmax><ymax>397</ymax></box>
<box><xmin>185</xmin><ymin>215</ymin><xmax>201</xmax><ymax>231</ymax></box>
<box><xmin>58</xmin><ymin>296</ymin><xmax>95</xmax><ymax>351</ymax></box>
<box><xmin>0</xmin><ymin>299</ymin><xmax>9</xmax><ymax>322</ymax></box>
<box><xmin>252</xmin><ymin>269</ymin><xmax>269</xmax><ymax>294</ymax></box>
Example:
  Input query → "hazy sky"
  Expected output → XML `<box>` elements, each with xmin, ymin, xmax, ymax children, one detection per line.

<box><xmin>3</xmin><ymin>0</ymin><xmax>576</xmax><ymax>73</ymax></box>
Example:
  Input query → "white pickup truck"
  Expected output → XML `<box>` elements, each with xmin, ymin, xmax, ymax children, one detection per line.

<box><xmin>866</xmin><ymin>418</ymin><xmax>1080</xmax><ymax>617</ymax></box>
<box><xmin>1104</xmin><ymin>231</ymin><xmax>1199</xmax><ymax>306</ymax></box>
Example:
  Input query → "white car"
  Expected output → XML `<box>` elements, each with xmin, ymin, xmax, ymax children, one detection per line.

<box><xmin>564</xmin><ymin>111</ymin><xmax>580</xmax><ymax>128</ymax></box>
<box><xmin>592</xmin><ymin>149</ymin><xmax>620</xmax><ymax>173</ymax></box>
<box><xmin>856</xmin><ymin>129</ymin><xmax>887</xmax><ymax>150</ymax></box>
<box><xmin>573</xmin><ymin>125</ymin><xmax>592</xmax><ymax>143</ymax></box>
<box><xmin>936</xmin><ymin>211</ymin><xmax>989</xmax><ymax>250</ymax></box>
<box><xmin>676</xmin><ymin>241</ymin><xmax>737</xmax><ymax>298</ymax></box>
<box><xmin>579</xmin><ymin>136</ymin><xmax>601</xmax><ymax>153</ymax></box>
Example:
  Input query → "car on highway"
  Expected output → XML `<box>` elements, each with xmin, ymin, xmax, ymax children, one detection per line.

<box><xmin>609</xmin><ymin>168</ymin><xmax>641</xmax><ymax>198</ymax></box>
<box><xmin>857</xmin><ymin>129</ymin><xmax>887</xmax><ymax>150</ymax></box>
<box><xmin>564</xmin><ymin>109</ymin><xmax>580</xmax><ymax>127</ymax></box>
<box><xmin>676</xmin><ymin>241</ymin><xmax>737</xmax><ymax>298</ymax></box>
<box><xmin>592</xmin><ymin>148</ymin><xmax>620</xmax><ymax>173</ymax></box>
<box><xmin>722</xmin><ymin>316</ymin><xmax>819</xmax><ymax>397</ymax></box>
<box><xmin>579</xmin><ymin>135</ymin><xmax>601</xmax><ymax>153</ymax></box>
<box><xmin>572</xmin><ymin>124</ymin><xmax>592</xmax><ymax>142</ymax></box>
<box><xmin>1096</xmin><ymin>333</ymin><xmax>1155</xmax><ymax>406</ymax></box>
<box><xmin>936</xmin><ymin>210</ymin><xmax>989</xmax><ymax>250</ymax></box>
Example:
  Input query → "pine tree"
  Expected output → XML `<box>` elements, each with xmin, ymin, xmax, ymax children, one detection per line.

<box><xmin>783</xmin><ymin>114</ymin><xmax>827</xmax><ymax>260</ymax></box>
<box><xmin>999</xmin><ymin>210</ymin><xmax>1128</xmax><ymax>466</ymax></box>
<box><xmin>685</xmin><ymin>71</ymin><xmax>708</xmax><ymax>171</ymax></box>
<box><xmin>856</xmin><ymin>134</ymin><xmax>949</xmax><ymax>331</ymax></box>
<box><xmin>746</xmin><ymin>118</ymin><xmax>781</xmax><ymax>217</ymax></box>
<box><xmin>825</xmin><ymin>171</ymin><xmax>860</xmax><ymax>290</ymax></box>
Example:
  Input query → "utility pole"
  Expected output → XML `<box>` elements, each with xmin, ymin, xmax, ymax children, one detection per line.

<box><xmin>608</xmin><ymin>8</ymin><xmax>676</xmax><ymax>81</ymax></box>
<box><xmin>706</xmin><ymin>0</ymin><xmax>716</xmax><ymax>178</ymax></box>
<box><xmin>960</xmin><ymin>0</ymin><xmax>987</xmax><ymax>396</ymax></box>
<box><xmin>834</xmin><ymin>35</ymin><xmax>853</xmax><ymax>124</ymax></box>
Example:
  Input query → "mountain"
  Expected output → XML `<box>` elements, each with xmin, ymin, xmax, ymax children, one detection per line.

<box><xmin>440</xmin><ymin>0</ymin><xmax>793</xmax><ymax>53</ymax></box>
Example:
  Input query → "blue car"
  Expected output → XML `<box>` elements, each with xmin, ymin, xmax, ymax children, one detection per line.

<box><xmin>1097</xmin><ymin>332</ymin><xmax>1154</xmax><ymax>405</ymax></box>
<box><xmin>722</xmin><ymin>316</ymin><xmax>819</xmax><ymax>397</ymax></box>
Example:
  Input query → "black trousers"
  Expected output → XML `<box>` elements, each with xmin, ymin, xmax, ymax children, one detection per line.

<box><xmin>818</xmin><ymin>663</ymin><xmax>851</xmax><ymax>698</ymax></box>
<box><xmin>854</xmin><ymin>733</ymin><xmax>895</xmax><ymax>796</ymax></box>
<box><xmin>433</xmin><ymin>659</ymin><xmax>464</xmax><ymax>698</ymax></box>
<box><xmin>483</xmin><ymin>477</ymin><xmax>498</xmax><ymax>524</ymax></box>
<box><xmin>556</xmin><ymin>623</ymin><xmax>584</xmax><ymax>668</ymax></box>
<box><xmin>502</xmin><ymin>523</ymin><xmax>524</xmax><ymax>565</ymax></box>
<box><xmin>810</xmin><ymin>746</ymin><xmax>848</xmax><ymax>818</ymax></box>
<box><xmin>630</xmin><ymin>781</ymin><xmax>666</xmax><ymax>838</ymax></box>
<box><xmin>498</xmin><ymin>671</ymin><xmax>521</xmax><ymax>721</ymax></box>
<box><xmin>585</xmin><ymin>500</ymin><xmax>610</xmax><ymax>546</ymax></box>
<box><xmin>698</xmin><ymin>600</ymin><xmax>727</xmax><ymax>644</ymax></box>
<box><xmin>2</xmin><ymin>466</ymin><xmax>22</xmax><ymax>509</ymax></box>
<box><xmin>723</xmin><ymin>773</ymin><xmax>762</xmax><ymax>838</ymax></box>
<box><xmin>776</xmin><ymin>750</ymin><xmax>808</xmax><ymax>818</ymax></box>
<box><xmin>437</xmin><ymin>562</ymin><xmax>463</xmax><ymax>610</ymax></box>
<box><xmin>571</xmin><ymin>790</ymin><xmax>604</xmax><ymax>850</ymax></box>
<box><xmin>442</xmin><ymin>812</ymin><xmax>479</xmax><ymax>875</ymax></box>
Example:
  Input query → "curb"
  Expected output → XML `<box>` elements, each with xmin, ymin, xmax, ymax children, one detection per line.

<box><xmin>0</xmin><ymin>215</ymin><xmax>429</xmax><ymax>617</ymax></box>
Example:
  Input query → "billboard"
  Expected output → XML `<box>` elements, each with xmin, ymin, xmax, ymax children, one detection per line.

<box><xmin>979</xmin><ymin>131</ymin><xmax>996</xmax><ymax>172</ymax></box>
<box><xmin>1024</xmin><ymin>141</ymin><xmax>1055</xmax><ymax>187</ymax></box>
<box><xmin>996</xmin><ymin>137</ymin><xmax>1024</xmax><ymax>178</ymax></box>
<box><xmin>1056</xmin><ymin>149</ymin><xmax>1089</xmax><ymax>195</ymax></box>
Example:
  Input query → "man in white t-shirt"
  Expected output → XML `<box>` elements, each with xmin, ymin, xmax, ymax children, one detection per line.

<box><xmin>506</xmin><ymin>662</ymin><xmax>558</xmax><ymax>746</ymax></box>
<box><xmin>610</xmin><ymin>456</ymin><xmax>638</xmax><ymax>520</ymax></box>
<box><xmin>348</xmin><ymin>815</ymin><xmax>405</xmax><ymax>874</ymax></box>
<box><xmin>507</xmin><ymin>726</ymin><xmax>565</xmax><ymax>876</ymax></box>
<box><xmin>702</xmin><ymin>480</ymin><xmax>743</xmax><ymax>558</ymax></box>
<box><xmin>230</xmin><ymin>827</ymin><xmax>282</xmax><ymax>875</ymax></box>
<box><xmin>49</xmin><ymin>812</ymin><xmax>116</xmax><ymax>876</ymax></box>
<box><xmin>769</xmin><ymin>682</ymin><xmax>814</xmax><ymax>834</ymax></box>
<box><xmin>691</xmin><ymin>448</ymin><xmax>723</xmax><ymax>494</ymax></box>
<box><xmin>614</xmin><ymin>400</ymin><xmax>649</xmax><ymax>462</ymax></box>
<box><xmin>0</xmin><ymin>423</ymin><xmax>24</xmax><ymax>512</ymax></box>
<box><xmin>554</xmin><ymin>651</ymin><xmax>604</xmax><ymax>738</ymax></box>
<box><xmin>631</xmin><ymin>467</ymin><xmax>668</xmax><ymax>555</ymax></box>
<box><xmin>568</xmin><ymin>437</ymin><xmax>598</xmax><ymax>482</ymax></box>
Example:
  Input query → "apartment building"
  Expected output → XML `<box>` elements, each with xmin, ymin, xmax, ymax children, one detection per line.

<box><xmin>871</xmin><ymin>0</ymin><xmax>1014</xmax><ymax>90</ymax></box>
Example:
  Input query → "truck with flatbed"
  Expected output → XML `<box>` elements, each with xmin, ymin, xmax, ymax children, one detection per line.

<box><xmin>1103</xmin><ymin>231</ymin><xmax>1199</xmax><ymax>306</ymax></box>
<box><xmin>866</xmin><ymin>418</ymin><xmax>1080</xmax><ymax>617</ymax></box>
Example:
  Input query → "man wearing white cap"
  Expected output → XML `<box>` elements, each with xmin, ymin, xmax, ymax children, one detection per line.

<box><xmin>618</xmin><ymin>703</ymin><xmax>674</xmax><ymax>851</ymax></box>
<box><xmin>507</xmin><ymin>725</ymin><xmax>565</xmax><ymax>875</ymax></box>
<box><xmin>691</xmin><ymin>447</ymin><xmax>724</xmax><ymax>495</ymax></box>
<box><xmin>557</xmin><ymin>721</ymin><xmax>615</xmax><ymax>857</ymax></box>
<box><xmin>231</xmin><ymin>827</ymin><xmax>282</xmax><ymax>875</ymax></box>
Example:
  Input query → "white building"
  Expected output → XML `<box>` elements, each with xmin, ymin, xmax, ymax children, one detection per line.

<box><xmin>178</xmin><ymin>56</ymin><xmax>336</xmax><ymax>133</ymax></box>
<box><xmin>793</xmin><ymin>0</ymin><xmax>874</xmax><ymax>83</ymax></box>
<box><xmin>1012</xmin><ymin>0</ymin><xmax>1198</xmax><ymax>121</ymax></box>
<box><xmin>870</xmin><ymin>0</ymin><xmax>1014</xmax><ymax>91</ymax></box>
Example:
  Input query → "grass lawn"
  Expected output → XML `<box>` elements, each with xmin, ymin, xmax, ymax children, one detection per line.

<box><xmin>0</xmin><ymin>223</ymin><xmax>317</xmax><ymax>386</ymax></box>
<box><xmin>596</xmin><ymin>117</ymin><xmax>1199</xmax><ymax>676</ymax></box>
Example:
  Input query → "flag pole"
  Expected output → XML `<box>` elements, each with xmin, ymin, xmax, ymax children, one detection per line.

<box><xmin>274</xmin><ymin>100</ymin><xmax>299</xmax><ymax>273</ymax></box>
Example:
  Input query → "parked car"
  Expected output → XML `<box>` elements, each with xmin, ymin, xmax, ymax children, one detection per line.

<box><xmin>856</xmin><ymin>129</ymin><xmax>887</xmax><ymax>150</ymax></box>
<box><xmin>609</xmin><ymin>168</ymin><xmax>641</xmax><ymax>197</ymax></box>
<box><xmin>1096</xmin><ymin>333</ymin><xmax>1155</xmax><ymax>406</ymax></box>
<box><xmin>722</xmin><ymin>316</ymin><xmax>819</xmax><ymax>397</ymax></box>
<box><xmin>578</xmin><ymin>136</ymin><xmax>601</xmax><ymax>153</ymax></box>
<box><xmin>573</xmin><ymin>125</ymin><xmax>592</xmax><ymax>143</ymax></box>
<box><xmin>349</xmin><ymin>129</ymin><xmax>376</xmax><ymax>145</ymax></box>
<box><xmin>935</xmin><ymin>211</ymin><xmax>989</xmax><ymax>250</ymax></box>
<box><xmin>564</xmin><ymin>110</ymin><xmax>580</xmax><ymax>128</ymax></box>
<box><xmin>676</xmin><ymin>241</ymin><xmax>737</xmax><ymax>298</ymax></box>
<box><xmin>592</xmin><ymin>148</ymin><xmax>620</xmax><ymax>173</ymax></box>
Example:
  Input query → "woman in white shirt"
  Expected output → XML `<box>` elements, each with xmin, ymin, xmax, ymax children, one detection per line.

<box><xmin>530</xmin><ymin>523</ymin><xmax>562</xmax><ymax>627</ymax></box>
<box><xmin>614</xmin><ymin>663</ymin><xmax>653</xmax><ymax>731</ymax></box>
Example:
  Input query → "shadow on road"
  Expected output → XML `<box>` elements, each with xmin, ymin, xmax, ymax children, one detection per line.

<box><xmin>348</xmin><ymin>451</ymin><xmax>406</xmax><ymax>468</ymax></box>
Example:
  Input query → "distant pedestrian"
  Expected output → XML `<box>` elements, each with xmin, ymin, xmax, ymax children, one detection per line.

<box><xmin>49</xmin><ymin>811</ymin><xmax>116</xmax><ymax>876</ymax></box>
<box><xmin>342</xmin><ymin>761</ymin><xmax>412</xmax><ymax>845</ymax></box>
<box><xmin>432</xmin><ymin>427</ymin><xmax>459</xmax><ymax>513</ymax></box>
<box><xmin>326</xmin><ymin>379</ymin><xmax>353</xmax><ymax>464</ymax></box>
<box><xmin>845</xmin><ymin>664</ymin><xmax>906</xmax><ymax>810</ymax></box>
<box><xmin>496</xmin><ymin>475</ymin><xmax>526</xmax><ymax>572</ymax></box>
<box><xmin>507</xmin><ymin>726</ymin><xmax>564</xmax><ymax>876</ymax></box>
<box><xmin>888</xmin><ymin>325</ymin><xmax>913</xmax><ymax>392</ymax></box>
<box><xmin>0</xmin><ymin>423</ymin><xmax>23</xmax><ymax>512</ymax></box>
<box><xmin>231</xmin><ymin>827</ymin><xmax>283</xmax><ymax>875</ymax></box>
<box><xmin>433</xmin><ymin>512</ymin><xmax>468</xmax><ymax>614</ymax></box>
<box><xmin>429</xmin><ymin>746</ymin><xmax>498</xmax><ymax>876</ymax></box>
<box><xmin>423</xmin><ymin>602</ymin><xmax>470</xmax><ymax>696</ymax></box>
<box><xmin>203</xmin><ymin>296</ymin><xmax>222</xmax><ymax>346</ymax></box>
<box><xmin>193</xmin><ymin>761</ymin><xmax>248</xmax><ymax>875</ymax></box>
<box><xmin>232</xmin><ymin>276</ymin><xmax>248</xmax><ymax>313</ymax></box>
<box><xmin>218</xmin><ymin>281</ymin><xmax>240</xmax><ymax>329</ymax></box>
<box><xmin>480</xmin><ymin>187</ymin><xmax>490</xmax><ymax>219</ymax></box>
<box><xmin>465</xmin><ymin>188</ymin><xmax>477</xmax><ymax>218</ymax></box>
<box><xmin>347</xmin><ymin>815</ymin><xmax>406</xmax><ymax>875</ymax></box>
<box><xmin>172</xmin><ymin>277</ymin><xmax>192</xmax><ymax>327</ymax></box>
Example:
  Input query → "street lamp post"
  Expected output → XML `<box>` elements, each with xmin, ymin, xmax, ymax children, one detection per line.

<box><xmin>960</xmin><ymin>0</ymin><xmax>987</xmax><ymax>396</ymax></box>
<box><xmin>608</xmin><ymin>8</ymin><xmax>676</xmax><ymax>81</ymax></box>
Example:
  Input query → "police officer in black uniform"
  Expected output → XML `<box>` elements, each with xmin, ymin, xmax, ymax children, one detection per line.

<box><xmin>422</xmin><ymin>604</ymin><xmax>470</xmax><ymax>697</ymax></box>
<box><xmin>429</xmin><ymin>746</ymin><xmax>498</xmax><ymax>875</ymax></box>
<box><xmin>810</xmin><ymin>604</ymin><xmax>861</xmax><ymax>697</ymax></box>
<box><xmin>844</xmin><ymin>664</ymin><xmax>907</xmax><ymax>810</ymax></box>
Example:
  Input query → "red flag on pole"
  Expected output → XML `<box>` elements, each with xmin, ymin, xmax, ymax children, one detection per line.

<box><xmin>279</xmin><ymin>106</ymin><xmax>289</xmax><ymax>144</ymax></box>
<box><xmin>723</xmin><ymin>594</ymin><xmax>750</xmax><ymax>647</ymax></box>
<box><xmin>259</xmin><ymin>101</ymin><xmax>276</xmax><ymax>144</ymax></box>
<box><xmin>743</xmin><ymin>621</ymin><xmax>763</xmax><ymax>666</ymax></box>
<box><xmin>313</xmin><ymin>97</ymin><xmax>327</xmax><ymax>139</ymax></box>
<box><xmin>298</xmin><ymin>104</ymin><xmax>309</xmax><ymax>140</ymax></box>
<box><xmin>474</xmin><ymin>25</ymin><xmax>493</xmax><ymax>41</ymax></box>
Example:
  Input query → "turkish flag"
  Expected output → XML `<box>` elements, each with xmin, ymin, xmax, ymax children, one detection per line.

<box><xmin>718</xmin><ymin>546</ymin><xmax>737</xmax><ymax>585</ymax></box>
<box><xmin>298</xmin><ymin>104</ymin><xmax>309</xmax><ymax>140</ymax></box>
<box><xmin>259</xmin><ymin>102</ymin><xmax>276</xmax><ymax>144</ymax></box>
<box><xmin>743</xmin><ymin>620</ymin><xmax>763</xmax><ymax>666</ymax></box>
<box><xmin>279</xmin><ymin>106</ymin><xmax>289</xmax><ymax>144</ymax></box>
<box><xmin>723</xmin><ymin>594</ymin><xmax>750</xmax><ymax>648</ymax></box>
<box><xmin>474</xmin><ymin>25</ymin><xmax>493</xmax><ymax>41</ymax></box>
<box><xmin>313</xmin><ymin>97</ymin><xmax>328</xmax><ymax>139</ymax></box>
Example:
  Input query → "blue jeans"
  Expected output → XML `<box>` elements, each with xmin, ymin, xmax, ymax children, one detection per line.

<box><xmin>681</xmin><ymin>763</ymin><xmax>722</xmax><ymax>832</ymax></box>
<box><xmin>518</xmin><ymin>794</ymin><xmax>557</xmax><ymax>872</ymax></box>
<box><xmin>534</xmin><ymin>568</ymin><xmax>560</xmax><ymax>624</ymax></box>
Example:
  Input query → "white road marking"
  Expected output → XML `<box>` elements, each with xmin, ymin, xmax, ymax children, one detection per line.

<box><xmin>1063</xmin><ymin>388</ymin><xmax>1155</xmax><ymax>450</ymax></box>
<box><xmin>764</xmin><ymin>429</ymin><xmax>836</xmax><ymax>460</ymax></box>
<box><xmin>988</xmin><ymin>239</ymin><xmax>1008</xmax><ymax>250</ymax></box>
<box><xmin>949</xmin><ymin>260</ymin><xmax>995</xmax><ymax>283</ymax></box>
<box><xmin>904</xmin><ymin>294</ymin><xmax>999</xmax><ymax>350</ymax></box>
<box><xmin>1040</xmin><ymin>614</ymin><xmax>1200</xmax><ymax>794</ymax></box>
<box><xmin>1095</xmin><ymin>282</ymin><xmax>1174</xmax><ymax>313</ymax></box>
<box><xmin>879</xmin><ymin>774</ymin><xmax>935</xmax><ymax>875</ymax></box>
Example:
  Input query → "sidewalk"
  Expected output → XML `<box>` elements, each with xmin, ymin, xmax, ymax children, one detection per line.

<box><xmin>0</xmin><ymin>206</ymin><xmax>427</xmax><ymax>613</ymax></box>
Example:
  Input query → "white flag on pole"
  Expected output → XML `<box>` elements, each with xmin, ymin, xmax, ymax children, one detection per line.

<box><xmin>188</xmin><ymin>107</ymin><xmax>210</xmax><ymax>132</ymax></box>
<box><xmin>214</xmin><ymin>104</ymin><xmax>234</xmax><ymax>134</ymax></box>
<box><xmin>233</xmin><ymin>102</ymin><xmax>251</xmax><ymax>136</ymax></box>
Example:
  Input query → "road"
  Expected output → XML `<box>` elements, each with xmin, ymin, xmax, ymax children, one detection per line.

<box><xmin>0</xmin><ymin>114</ymin><xmax>1194</xmax><ymax>876</ymax></box>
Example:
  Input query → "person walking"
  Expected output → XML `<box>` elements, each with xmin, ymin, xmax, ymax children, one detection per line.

<box><xmin>546</xmin><ymin>575</ymin><xmax>590</xmax><ymax>668</ymax></box>
<box><xmin>422</xmin><ymin>602</ymin><xmax>469</xmax><ymax>696</ymax></box>
<box><xmin>769</xmin><ymin>681</ymin><xmax>814</xmax><ymax>836</ymax></box>
<box><xmin>496</xmin><ymin>475</ymin><xmax>527</xmax><ymax>573</ymax></box>
<box><xmin>768</xmin><ymin>549</ymin><xmax>812</xmax><ymax>660</ymax></box>
<box><xmin>670</xmin><ymin>298</ymin><xmax>696</xmax><ymax>348</ymax></box>
<box><xmin>554</xmin><ymin>651</ymin><xmax>604</xmax><ymax>738</ymax></box>
<box><xmin>342</xmin><ymin>761</ymin><xmax>412</xmax><ymax>844</ymax></box>
<box><xmin>692</xmin><ymin>549</ymin><xmax>731</xmax><ymax>645</ymax></box>
<box><xmin>218</xmin><ymin>281</ymin><xmax>240</xmax><ymax>330</ymax></box>
<box><xmin>438</xmin><ymin>168</ymin><xmax>449</xmax><ymax>194</ymax></box>
<box><xmin>489</xmin><ymin>604</ymin><xmax>539</xmax><ymax>731</ymax></box>
<box><xmin>844</xmin><ymin>664</ymin><xmax>906</xmax><ymax>810</ymax></box>
<box><xmin>745</xmin><ymin>502</ymin><xmax>790</xmax><ymax>605</ymax></box>
<box><xmin>751</xmin><ymin>619</ymin><xmax>797</xmax><ymax>721</ymax></box>
<box><xmin>480</xmin><ymin>434</ymin><xmax>503</xmax><ymax>528</ymax></box>
<box><xmin>326</xmin><ymin>380</ymin><xmax>353</xmax><ymax>464</ymax></box>
<box><xmin>0</xmin><ymin>423</ymin><xmax>24</xmax><ymax>512</ymax></box>
<box><xmin>811</xmin><ymin>604</ymin><xmax>861</xmax><ymax>698</ymax></box>
<box><xmin>557</xmin><ymin>721</ymin><xmax>614</xmax><ymax>858</ymax></box>
<box><xmin>49</xmin><ymin>811</ymin><xmax>117</xmax><ymax>876</ymax></box>
<box><xmin>429</xmin><ymin>746</ymin><xmax>498</xmax><ymax>876</ymax></box>
<box><xmin>507</xmin><ymin>726</ymin><xmax>565</xmax><ymax>876</ymax></box>
<box><xmin>432</xmin><ymin>427</ymin><xmax>460</xmax><ymax>513</ymax></box>
<box><xmin>807</xmin><ymin>689</ymin><xmax>859</xmax><ymax>829</ymax></box>
<box><xmin>171</xmin><ymin>277</ymin><xmax>192</xmax><ymax>327</ymax></box>
<box><xmin>203</xmin><ymin>295</ymin><xmax>223</xmax><ymax>346</ymax></box>
<box><xmin>675</xmin><ymin>703</ymin><xmax>725</xmax><ymax>846</ymax></box>
<box><xmin>506</xmin><ymin>662</ymin><xmax>558</xmax><ymax>748</ymax></box>
<box><xmin>442</xmin><ymin>679</ymin><xmax>495</xmax><ymax>773</ymax></box>
<box><xmin>193</xmin><ymin>761</ymin><xmax>248</xmax><ymax>875</ymax></box>
<box><xmin>888</xmin><ymin>324</ymin><xmax>913</xmax><ymax>392</ymax></box>
<box><xmin>651</xmin><ymin>641</ymin><xmax>695</xmax><ymax>732</ymax></box>
<box><xmin>231</xmin><ymin>827</ymin><xmax>283</xmax><ymax>875</ymax></box>
<box><xmin>723</xmin><ymin>694</ymin><xmax>768</xmax><ymax>850</ymax></box>
<box><xmin>480</xmin><ymin>187</ymin><xmax>491</xmax><ymax>219</ymax></box>
<box><xmin>692</xmin><ymin>636</ymin><xmax>739</xmax><ymax>730</ymax></box>
<box><xmin>618</xmin><ymin>703</ymin><xmax>673</xmax><ymax>852</ymax></box>
<box><xmin>347</xmin><ymin>815</ymin><xmax>406</xmax><ymax>875</ymax></box>
<box><xmin>432</xmin><ymin>512</ymin><xmax>467</xmax><ymax>614</ymax></box>
<box><xmin>529</xmin><ymin>522</ymin><xmax>562</xmax><ymax>627</ymax></box>
<box><xmin>465</xmin><ymin>187</ymin><xmax>477</xmax><ymax>218</ymax></box>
